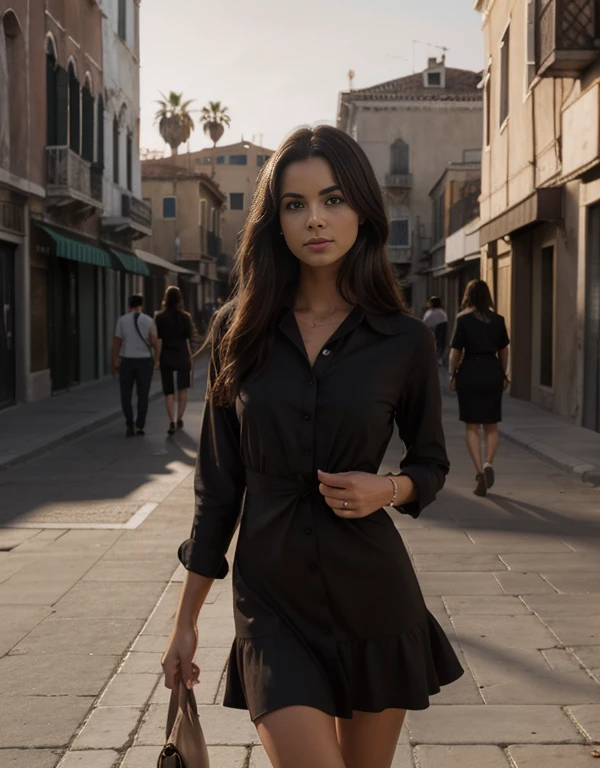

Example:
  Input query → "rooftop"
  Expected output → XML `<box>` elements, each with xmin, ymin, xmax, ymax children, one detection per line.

<box><xmin>341</xmin><ymin>67</ymin><xmax>483</xmax><ymax>104</ymax></box>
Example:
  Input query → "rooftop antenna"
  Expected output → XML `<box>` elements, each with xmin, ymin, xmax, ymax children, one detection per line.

<box><xmin>412</xmin><ymin>40</ymin><xmax>450</xmax><ymax>72</ymax></box>
<box><xmin>348</xmin><ymin>69</ymin><xmax>355</xmax><ymax>91</ymax></box>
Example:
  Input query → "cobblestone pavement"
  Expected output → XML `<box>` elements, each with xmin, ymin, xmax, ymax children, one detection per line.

<box><xmin>1</xmin><ymin>369</ymin><xmax>600</xmax><ymax>767</ymax></box>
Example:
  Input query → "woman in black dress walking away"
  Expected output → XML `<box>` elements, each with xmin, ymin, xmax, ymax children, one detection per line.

<box><xmin>154</xmin><ymin>286</ymin><xmax>194</xmax><ymax>435</ymax></box>
<box><xmin>161</xmin><ymin>125</ymin><xmax>463</xmax><ymax>768</ymax></box>
<box><xmin>449</xmin><ymin>280</ymin><xmax>510</xmax><ymax>497</ymax></box>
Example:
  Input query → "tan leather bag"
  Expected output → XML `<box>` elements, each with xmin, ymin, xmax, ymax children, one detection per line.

<box><xmin>157</xmin><ymin>681</ymin><xmax>210</xmax><ymax>768</ymax></box>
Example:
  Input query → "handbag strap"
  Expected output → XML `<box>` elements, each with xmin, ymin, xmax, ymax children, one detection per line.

<box><xmin>133</xmin><ymin>311</ymin><xmax>152</xmax><ymax>353</ymax></box>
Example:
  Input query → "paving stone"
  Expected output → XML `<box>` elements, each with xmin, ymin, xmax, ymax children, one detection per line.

<box><xmin>52</xmin><ymin>581</ymin><xmax>164</xmax><ymax>619</ymax></box>
<box><xmin>72</xmin><ymin>706</ymin><xmax>142</xmax><ymax>750</ymax></box>
<box><xmin>493</xmin><ymin>572</ymin><xmax>557</xmax><ymax>595</ymax></box>
<box><xmin>0</xmin><ymin>556</ymin><xmax>101</xmax><ymax>605</ymax></box>
<box><xmin>0</xmin><ymin>554</ymin><xmax>33</xmax><ymax>584</ymax></box>
<box><xmin>542</xmin><ymin>572</ymin><xmax>600</xmax><ymax>593</ymax></box>
<box><xmin>60</xmin><ymin>750</ymin><xmax>119</xmax><ymax>768</ymax></box>
<box><xmin>0</xmin><ymin>696</ymin><xmax>93</xmax><ymax>748</ymax></box>
<box><xmin>0</xmin><ymin>749</ymin><xmax>62</xmax><ymax>767</ymax></box>
<box><xmin>120</xmin><ymin>651</ymin><xmax>163</xmax><ymax>675</ymax></box>
<box><xmin>567</xmin><ymin>705</ymin><xmax>600</xmax><ymax>741</ymax></box>
<box><xmin>415</xmin><ymin>745</ymin><xmax>510</xmax><ymax>768</ymax></box>
<box><xmin>522</xmin><ymin>595</ymin><xmax>600</xmax><ymax>617</ymax></box>
<box><xmin>122</xmin><ymin>745</ymin><xmax>248</xmax><ymax>768</ymax></box>
<box><xmin>544</xmin><ymin>617</ymin><xmax>600</xmax><ymax>646</ymax></box>
<box><xmin>131</xmin><ymin>634</ymin><xmax>170</xmax><ymax>653</ymax></box>
<box><xmin>0</xmin><ymin>605</ymin><xmax>53</xmax><ymax>655</ymax></box>
<box><xmin>12</xmin><ymin>617</ymin><xmax>144</xmax><ymax>655</ymax></box>
<box><xmin>443</xmin><ymin>596</ymin><xmax>530</xmax><ymax>616</ymax></box>
<box><xmin>249</xmin><ymin>742</ymin><xmax>412</xmax><ymax>766</ymax></box>
<box><xmin>407</xmin><ymin>705</ymin><xmax>582</xmax><ymax>744</ymax></box>
<box><xmin>0</xmin><ymin>528</ymin><xmax>40</xmax><ymax>549</ymax></box>
<box><xmin>571</xmin><ymin>647</ymin><xmax>600</xmax><ymax>677</ymax></box>
<box><xmin>100</xmin><ymin>673</ymin><xmax>160</xmax><ymax>707</ymax></box>
<box><xmin>0</xmin><ymin>653</ymin><xmax>119</xmax><ymax>697</ymax></box>
<box><xmin>81</xmin><ymin>558</ymin><xmax>177</xmax><ymax>582</ymax></box>
<box><xmin>508</xmin><ymin>745</ymin><xmax>600</xmax><ymax>767</ymax></box>
<box><xmin>453</xmin><ymin>615</ymin><xmax>557</xmax><ymax>650</ymax></box>
<box><xmin>500</xmin><ymin>554</ymin><xmax>600</xmax><ymax>572</ymax></box>
<box><xmin>135</xmin><ymin>703</ymin><xmax>259</xmax><ymax>746</ymax></box>
<box><xmin>417</xmin><ymin>572</ymin><xmax>505</xmax><ymax>596</ymax></box>
<box><xmin>414</xmin><ymin>554</ymin><xmax>506</xmax><ymax>571</ymax></box>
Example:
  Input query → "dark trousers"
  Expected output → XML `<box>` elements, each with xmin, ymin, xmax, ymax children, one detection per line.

<box><xmin>119</xmin><ymin>357</ymin><xmax>154</xmax><ymax>429</ymax></box>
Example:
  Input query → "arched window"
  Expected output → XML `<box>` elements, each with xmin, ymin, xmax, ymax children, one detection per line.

<box><xmin>390</xmin><ymin>139</ymin><xmax>409</xmax><ymax>175</ymax></box>
<box><xmin>46</xmin><ymin>36</ymin><xmax>58</xmax><ymax>145</ymax></box>
<box><xmin>126</xmin><ymin>130</ymin><xmax>133</xmax><ymax>191</ymax></box>
<box><xmin>112</xmin><ymin>115</ymin><xmax>120</xmax><ymax>183</ymax></box>
<box><xmin>68</xmin><ymin>60</ymin><xmax>80</xmax><ymax>154</ymax></box>
<box><xmin>2</xmin><ymin>11</ymin><xmax>28</xmax><ymax>176</ymax></box>
<box><xmin>96</xmin><ymin>93</ymin><xmax>104</xmax><ymax>168</ymax></box>
<box><xmin>81</xmin><ymin>74</ymin><xmax>94</xmax><ymax>162</ymax></box>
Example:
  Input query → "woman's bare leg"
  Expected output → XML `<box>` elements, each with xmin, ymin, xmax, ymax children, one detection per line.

<box><xmin>176</xmin><ymin>388</ymin><xmax>189</xmax><ymax>422</ymax></box>
<box><xmin>256</xmin><ymin>706</ymin><xmax>345</xmax><ymax>768</ymax></box>
<box><xmin>483</xmin><ymin>423</ymin><xmax>499</xmax><ymax>464</ymax></box>
<box><xmin>336</xmin><ymin>709</ymin><xmax>407</xmax><ymax>768</ymax></box>
<box><xmin>465</xmin><ymin>423</ymin><xmax>483</xmax><ymax>474</ymax></box>
<box><xmin>165</xmin><ymin>394</ymin><xmax>175</xmax><ymax>423</ymax></box>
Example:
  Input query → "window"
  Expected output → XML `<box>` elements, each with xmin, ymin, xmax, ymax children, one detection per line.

<box><xmin>257</xmin><ymin>154</ymin><xmax>271</xmax><ymax>167</ymax></box>
<box><xmin>163</xmin><ymin>196</ymin><xmax>176</xmax><ymax>219</ymax></box>
<box><xmin>112</xmin><ymin>116</ymin><xmax>119</xmax><ymax>183</ymax></box>
<box><xmin>390</xmin><ymin>140</ymin><xmax>409</xmax><ymax>174</ymax></box>
<box><xmin>46</xmin><ymin>39</ymin><xmax>58</xmax><ymax>146</ymax></box>
<box><xmin>389</xmin><ymin>218</ymin><xmax>410</xmax><ymax>248</ymax></box>
<box><xmin>126</xmin><ymin>131</ymin><xmax>132</xmax><ymax>191</ymax></box>
<box><xmin>500</xmin><ymin>25</ymin><xmax>510</xmax><ymax>126</ymax></box>
<box><xmin>68</xmin><ymin>62</ymin><xmax>80</xmax><ymax>154</ymax></box>
<box><xmin>540</xmin><ymin>246</ymin><xmax>554</xmax><ymax>387</ymax></box>
<box><xmin>118</xmin><ymin>0</ymin><xmax>127</xmax><ymax>41</ymax></box>
<box><xmin>432</xmin><ymin>196</ymin><xmax>445</xmax><ymax>243</ymax></box>
<box><xmin>230</xmin><ymin>193</ymin><xmax>244</xmax><ymax>210</ymax></box>
<box><xmin>526</xmin><ymin>0</ymin><xmax>536</xmax><ymax>89</ymax></box>
<box><xmin>96</xmin><ymin>94</ymin><xmax>104</xmax><ymax>167</ymax></box>
<box><xmin>217</xmin><ymin>154</ymin><xmax>247</xmax><ymax>165</ymax></box>
<box><xmin>81</xmin><ymin>78</ymin><xmax>94</xmax><ymax>163</ymax></box>
<box><xmin>196</xmin><ymin>156</ymin><xmax>212</xmax><ymax>165</ymax></box>
<box><xmin>427</xmin><ymin>71</ymin><xmax>442</xmax><ymax>87</ymax></box>
<box><xmin>483</xmin><ymin>68</ymin><xmax>491</xmax><ymax>147</ymax></box>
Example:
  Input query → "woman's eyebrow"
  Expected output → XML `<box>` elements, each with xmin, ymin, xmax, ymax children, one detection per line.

<box><xmin>281</xmin><ymin>185</ymin><xmax>342</xmax><ymax>201</ymax></box>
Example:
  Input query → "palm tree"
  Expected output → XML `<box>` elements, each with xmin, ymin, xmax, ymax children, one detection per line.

<box><xmin>200</xmin><ymin>101</ymin><xmax>231</xmax><ymax>147</ymax></box>
<box><xmin>154</xmin><ymin>91</ymin><xmax>195</xmax><ymax>155</ymax></box>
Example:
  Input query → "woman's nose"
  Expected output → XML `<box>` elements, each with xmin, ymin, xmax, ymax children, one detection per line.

<box><xmin>306</xmin><ymin>205</ymin><xmax>326</xmax><ymax>229</ymax></box>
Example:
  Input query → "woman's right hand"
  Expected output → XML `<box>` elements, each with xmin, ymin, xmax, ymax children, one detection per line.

<box><xmin>161</xmin><ymin>624</ymin><xmax>200</xmax><ymax>690</ymax></box>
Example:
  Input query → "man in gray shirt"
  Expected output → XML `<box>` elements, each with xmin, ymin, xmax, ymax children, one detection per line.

<box><xmin>111</xmin><ymin>294</ymin><xmax>159</xmax><ymax>437</ymax></box>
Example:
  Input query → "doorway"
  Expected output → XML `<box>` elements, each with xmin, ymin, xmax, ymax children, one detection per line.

<box><xmin>0</xmin><ymin>242</ymin><xmax>15</xmax><ymax>408</ymax></box>
<box><xmin>584</xmin><ymin>203</ymin><xmax>600</xmax><ymax>431</ymax></box>
<box><xmin>48</xmin><ymin>257</ymin><xmax>79</xmax><ymax>392</ymax></box>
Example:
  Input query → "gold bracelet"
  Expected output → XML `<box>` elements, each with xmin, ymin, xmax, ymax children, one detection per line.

<box><xmin>388</xmin><ymin>476</ymin><xmax>398</xmax><ymax>506</ymax></box>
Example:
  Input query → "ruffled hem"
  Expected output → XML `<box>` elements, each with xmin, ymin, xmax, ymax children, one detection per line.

<box><xmin>223</xmin><ymin>610</ymin><xmax>464</xmax><ymax>721</ymax></box>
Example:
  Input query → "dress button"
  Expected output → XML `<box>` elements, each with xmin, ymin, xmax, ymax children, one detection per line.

<box><xmin>304</xmin><ymin>414</ymin><xmax>310</xmax><ymax>421</ymax></box>
<box><xmin>309</xmin><ymin>379</ymin><xmax>314</xmax><ymax>386</ymax></box>
<box><xmin>300</xmin><ymin>492</ymin><xmax>308</xmax><ymax>501</ymax></box>
<box><xmin>309</xmin><ymin>562</ymin><xmax>318</xmax><ymax>572</ymax></box>
<box><xmin>322</xmin><ymin>349</ymin><xmax>331</xmax><ymax>356</ymax></box>
<box><xmin>304</xmin><ymin>527</ymin><xmax>313</xmax><ymax>535</ymax></box>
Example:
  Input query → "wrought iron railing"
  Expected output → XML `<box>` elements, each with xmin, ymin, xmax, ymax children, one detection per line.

<box><xmin>385</xmin><ymin>173</ymin><xmax>413</xmax><ymax>189</ymax></box>
<box><xmin>122</xmin><ymin>194</ymin><xmax>152</xmax><ymax>229</ymax></box>
<box><xmin>538</xmin><ymin>0</ymin><xmax>598</xmax><ymax>76</ymax></box>
<box><xmin>0</xmin><ymin>201</ymin><xmax>25</xmax><ymax>236</ymax></box>
<box><xmin>46</xmin><ymin>146</ymin><xmax>93</xmax><ymax>200</ymax></box>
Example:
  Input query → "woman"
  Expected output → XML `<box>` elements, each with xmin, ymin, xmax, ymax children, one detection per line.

<box><xmin>448</xmin><ymin>280</ymin><xmax>510</xmax><ymax>497</ymax></box>
<box><xmin>161</xmin><ymin>126</ymin><xmax>463</xmax><ymax>768</ymax></box>
<box><xmin>423</xmin><ymin>296</ymin><xmax>448</xmax><ymax>366</ymax></box>
<box><xmin>154</xmin><ymin>286</ymin><xmax>194</xmax><ymax>435</ymax></box>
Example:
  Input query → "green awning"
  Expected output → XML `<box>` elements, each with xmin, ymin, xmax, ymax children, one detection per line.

<box><xmin>38</xmin><ymin>224</ymin><xmax>113</xmax><ymax>268</ymax></box>
<box><xmin>109</xmin><ymin>248</ymin><xmax>150</xmax><ymax>276</ymax></box>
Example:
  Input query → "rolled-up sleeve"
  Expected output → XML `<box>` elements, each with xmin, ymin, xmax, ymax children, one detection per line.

<box><xmin>392</xmin><ymin>325</ymin><xmax>450</xmax><ymax>518</ymax></box>
<box><xmin>178</xmin><ymin>341</ymin><xmax>246</xmax><ymax>578</ymax></box>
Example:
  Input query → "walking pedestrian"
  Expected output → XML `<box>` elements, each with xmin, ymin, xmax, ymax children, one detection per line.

<box><xmin>153</xmin><ymin>285</ymin><xmax>195</xmax><ymax>435</ymax></box>
<box><xmin>161</xmin><ymin>125</ymin><xmax>463</xmax><ymax>768</ymax></box>
<box><xmin>448</xmin><ymin>279</ymin><xmax>510</xmax><ymax>497</ymax></box>
<box><xmin>423</xmin><ymin>296</ymin><xmax>448</xmax><ymax>366</ymax></box>
<box><xmin>111</xmin><ymin>294</ymin><xmax>159</xmax><ymax>438</ymax></box>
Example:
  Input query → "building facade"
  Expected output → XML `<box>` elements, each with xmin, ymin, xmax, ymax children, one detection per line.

<box><xmin>337</xmin><ymin>58</ymin><xmax>483</xmax><ymax>313</ymax></box>
<box><xmin>474</xmin><ymin>0</ymin><xmax>600</xmax><ymax>429</ymax></box>
<box><xmin>139</xmin><ymin>163</ymin><xmax>226</xmax><ymax>331</ymax></box>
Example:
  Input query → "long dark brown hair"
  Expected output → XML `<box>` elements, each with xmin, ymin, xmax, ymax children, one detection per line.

<box><xmin>210</xmin><ymin>125</ymin><xmax>407</xmax><ymax>406</ymax></box>
<box><xmin>159</xmin><ymin>285</ymin><xmax>184</xmax><ymax>313</ymax></box>
<box><xmin>461</xmin><ymin>279</ymin><xmax>494</xmax><ymax>315</ymax></box>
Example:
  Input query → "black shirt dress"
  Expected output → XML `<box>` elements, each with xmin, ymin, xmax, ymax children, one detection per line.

<box><xmin>179</xmin><ymin>306</ymin><xmax>464</xmax><ymax>721</ymax></box>
<box><xmin>451</xmin><ymin>310</ymin><xmax>510</xmax><ymax>424</ymax></box>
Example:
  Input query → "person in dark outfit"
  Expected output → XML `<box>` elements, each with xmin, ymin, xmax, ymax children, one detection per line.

<box><xmin>161</xmin><ymin>126</ymin><xmax>463</xmax><ymax>768</ymax></box>
<box><xmin>448</xmin><ymin>280</ymin><xmax>510</xmax><ymax>497</ymax></box>
<box><xmin>111</xmin><ymin>294</ymin><xmax>159</xmax><ymax>438</ymax></box>
<box><xmin>153</xmin><ymin>285</ymin><xmax>194</xmax><ymax>435</ymax></box>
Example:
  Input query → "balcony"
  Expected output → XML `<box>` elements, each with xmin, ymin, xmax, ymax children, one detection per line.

<box><xmin>387</xmin><ymin>246</ymin><xmax>412</xmax><ymax>265</ymax></box>
<box><xmin>46</xmin><ymin>146</ymin><xmax>103</xmax><ymax>213</ymax></box>
<box><xmin>538</xmin><ymin>0</ymin><xmax>599</xmax><ymax>78</ymax></box>
<box><xmin>102</xmin><ymin>192</ymin><xmax>152</xmax><ymax>240</ymax></box>
<box><xmin>0</xmin><ymin>201</ymin><xmax>25</xmax><ymax>237</ymax></box>
<box><xmin>385</xmin><ymin>173</ymin><xmax>413</xmax><ymax>189</ymax></box>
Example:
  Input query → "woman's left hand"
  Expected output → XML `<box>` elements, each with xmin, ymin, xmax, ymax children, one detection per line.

<box><xmin>317</xmin><ymin>470</ymin><xmax>412</xmax><ymax>519</ymax></box>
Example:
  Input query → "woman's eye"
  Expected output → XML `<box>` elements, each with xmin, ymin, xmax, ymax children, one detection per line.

<box><xmin>326</xmin><ymin>196</ymin><xmax>344</xmax><ymax>205</ymax></box>
<box><xmin>286</xmin><ymin>201</ymin><xmax>303</xmax><ymax>210</ymax></box>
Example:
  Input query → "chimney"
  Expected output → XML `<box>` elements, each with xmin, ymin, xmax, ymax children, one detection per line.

<box><xmin>427</xmin><ymin>57</ymin><xmax>437</xmax><ymax>69</ymax></box>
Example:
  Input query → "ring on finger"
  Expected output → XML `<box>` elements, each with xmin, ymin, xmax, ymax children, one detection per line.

<box><xmin>343</xmin><ymin>500</ymin><xmax>349</xmax><ymax>509</ymax></box>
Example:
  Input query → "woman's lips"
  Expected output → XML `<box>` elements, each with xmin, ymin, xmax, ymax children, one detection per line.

<box><xmin>305</xmin><ymin>241</ymin><xmax>333</xmax><ymax>251</ymax></box>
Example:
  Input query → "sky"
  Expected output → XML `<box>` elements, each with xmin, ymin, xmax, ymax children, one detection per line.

<box><xmin>139</xmin><ymin>0</ymin><xmax>484</xmax><ymax>156</ymax></box>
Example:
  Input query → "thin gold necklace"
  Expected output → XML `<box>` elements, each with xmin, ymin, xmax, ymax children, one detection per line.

<box><xmin>294</xmin><ymin>306</ymin><xmax>348</xmax><ymax>329</ymax></box>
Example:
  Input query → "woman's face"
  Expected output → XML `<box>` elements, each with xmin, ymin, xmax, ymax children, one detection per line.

<box><xmin>278</xmin><ymin>157</ymin><xmax>361</xmax><ymax>270</ymax></box>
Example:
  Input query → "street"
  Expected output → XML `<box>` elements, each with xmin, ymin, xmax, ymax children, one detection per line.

<box><xmin>1</xmin><ymin>364</ymin><xmax>600</xmax><ymax>768</ymax></box>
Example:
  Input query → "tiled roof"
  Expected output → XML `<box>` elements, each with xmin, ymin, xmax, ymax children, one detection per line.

<box><xmin>343</xmin><ymin>68</ymin><xmax>483</xmax><ymax>103</ymax></box>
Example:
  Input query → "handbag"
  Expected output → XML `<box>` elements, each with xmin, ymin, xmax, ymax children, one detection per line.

<box><xmin>157</xmin><ymin>680</ymin><xmax>210</xmax><ymax>768</ymax></box>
